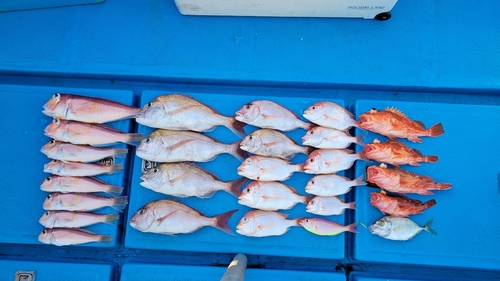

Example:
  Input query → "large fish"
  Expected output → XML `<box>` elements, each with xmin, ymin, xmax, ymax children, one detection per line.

<box><xmin>236</xmin><ymin>210</ymin><xmax>299</xmax><ymax>237</ymax></box>
<box><xmin>369</xmin><ymin>216</ymin><xmax>436</xmax><ymax>241</ymax></box>
<box><xmin>305</xmin><ymin>175</ymin><xmax>365</xmax><ymax>196</ymax></box>
<box><xmin>135</xmin><ymin>94</ymin><xmax>245</xmax><ymax>138</ymax></box>
<box><xmin>306</xmin><ymin>196</ymin><xmax>356</xmax><ymax>216</ymax></box>
<box><xmin>41</xmin><ymin>140</ymin><xmax>128</xmax><ymax>163</ymax></box>
<box><xmin>38</xmin><ymin>228</ymin><xmax>112</xmax><ymax>246</ymax></box>
<box><xmin>358</xmin><ymin>108</ymin><xmax>444</xmax><ymax>143</ymax></box>
<box><xmin>39</xmin><ymin>210</ymin><xmax>119</xmax><ymax>228</ymax></box>
<box><xmin>136</xmin><ymin>130</ymin><xmax>246</xmax><ymax>162</ymax></box>
<box><xmin>43</xmin><ymin>192</ymin><xmax>128</xmax><ymax>212</ymax></box>
<box><xmin>235</xmin><ymin>100</ymin><xmax>313</xmax><ymax>131</ymax></box>
<box><xmin>367</xmin><ymin>164</ymin><xmax>452</xmax><ymax>195</ymax></box>
<box><xmin>140</xmin><ymin>162</ymin><xmax>246</xmax><ymax>198</ymax></box>
<box><xmin>240</xmin><ymin>129</ymin><xmax>312</xmax><ymax>160</ymax></box>
<box><xmin>303</xmin><ymin>149</ymin><xmax>368</xmax><ymax>174</ymax></box>
<box><xmin>44</xmin><ymin>119</ymin><xmax>143</xmax><ymax>146</ymax></box>
<box><xmin>299</xmin><ymin>218</ymin><xmax>358</xmax><ymax>236</ymax></box>
<box><xmin>302</xmin><ymin>126</ymin><xmax>364</xmax><ymax>149</ymax></box>
<box><xmin>40</xmin><ymin>175</ymin><xmax>123</xmax><ymax>196</ymax></box>
<box><xmin>364</xmin><ymin>139</ymin><xmax>438</xmax><ymax>167</ymax></box>
<box><xmin>237</xmin><ymin>155</ymin><xmax>303</xmax><ymax>181</ymax></box>
<box><xmin>43</xmin><ymin>160</ymin><xmax>123</xmax><ymax>177</ymax></box>
<box><xmin>129</xmin><ymin>200</ymin><xmax>237</xmax><ymax>235</ymax></box>
<box><xmin>370</xmin><ymin>191</ymin><xmax>436</xmax><ymax>217</ymax></box>
<box><xmin>238</xmin><ymin>181</ymin><xmax>310</xmax><ymax>211</ymax></box>
<box><xmin>302</xmin><ymin>101</ymin><xmax>358</xmax><ymax>131</ymax></box>
<box><xmin>42</xmin><ymin>93</ymin><xmax>140</xmax><ymax>124</ymax></box>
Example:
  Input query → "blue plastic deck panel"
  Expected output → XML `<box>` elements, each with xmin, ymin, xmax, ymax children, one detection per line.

<box><xmin>121</xmin><ymin>263</ymin><xmax>345</xmax><ymax>281</ymax></box>
<box><xmin>0</xmin><ymin>0</ymin><xmax>499</xmax><ymax>90</ymax></box>
<box><xmin>0</xmin><ymin>84</ymin><xmax>137</xmax><ymax>247</ymax></box>
<box><xmin>0</xmin><ymin>0</ymin><xmax>104</xmax><ymax>13</ymax></box>
<box><xmin>352</xmin><ymin>100</ymin><xmax>500</xmax><ymax>270</ymax></box>
<box><xmin>0</xmin><ymin>259</ymin><xmax>113</xmax><ymax>281</ymax></box>
<box><xmin>125</xmin><ymin>91</ymin><xmax>351</xmax><ymax>259</ymax></box>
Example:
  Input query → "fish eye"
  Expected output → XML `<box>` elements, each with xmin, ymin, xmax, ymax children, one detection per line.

<box><xmin>146</xmin><ymin>102</ymin><xmax>152</xmax><ymax>108</ymax></box>
<box><xmin>309</xmin><ymin>158</ymin><xmax>314</xmax><ymax>163</ymax></box>
<box><xmin>52</xmin><ymin>119</ymin><xmax>60</xmax><ymax>125</ymax></box>
<box><xmin>46</xmin><ymin>177</ymin><xmax>51</xmax><ymax>182</ymax></box>
<box><xmin>305</xmin><ymin>219</ymin><xmax>309</xmax><ymax>223</ymax></box>
<box><xmin>52</xmin><ymin>159</ymin><xmax>58</xmax><ymax>163</ymax></box>
<box><xmin>153</xmin><ymin>168</ymin><xmax>158</xmax><ymax>173</ymax></box>
<box><xmin>50</xmin><ymin>140</ymin><xmax>56</xmax><ymax>145</ymax></box>
<box><xmin>309</xmin><ymin>131</ymin><xmax>314</xmax><ymax>134</ymax></box>
<box><xmin>311</xmin><ymin>180</ymin><xmax>315</xmax><ymax>184</ymax></box>
<box><xmin>45</xmin><ymin>211</ymin><xmax>50</xmax><ymax>216</ymax></box>
<box><xmin>312</xmin><ymin>106</ymin><xmax>316</xmax><ymax>110</ymax></box>
<box><xmin>46</xmin><ymin>195</ymin><xmax>51</xmax><ymax>199</ymax></box>
<box><xmin>249</xmin><ymin>136</ymin><xmax>253</xmax><ymax>140</ymax></box>
<box><xmin>42</xmin><ymin>229</ymin><xmax>47</xmax><ymax>235</ymax></box>
<box><xmin>53</xmin><ymin>93</ymin><xmax>60</xmax><ymax>99</ymax></box>
<box><xmin>243</xmin><ymin>217</ymin><xmax>248</xmax><ymax>221</ymax></box>
<box><xmin>245</xmin><ymin>159</ymin><xmax>251</xmax><ymax>163</ymax></box>
<box><xmin>139</xmin><ymin>209</ymin><xmax>146</xmax><ymax>215</ymax></box>
<box><xmin>245</xmin><ymin>104</ymin><xmax>251</xmax><ymax>109</ymax></box>
<box><xmin>310</xmin><ymin>200</ymin><xmax>315</xmax><ymax>205</ymax></box>
<box><xmin>246</xmin><ymin>188</ymin><xmax>250</xmax><ymax>193</ymax></box>
<box><xmin>371</xmin><ymin>108</ymin><xmax>376</xmax><ymax>111</ymax></box>
<box><xmin>145</xmin><ymin>138</ymin><xmax>151</xmax><ymax>143</ymax></box>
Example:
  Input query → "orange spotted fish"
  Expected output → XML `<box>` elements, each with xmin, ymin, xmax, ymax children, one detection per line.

<box><xmin>364</xmin><ymin>139</ymin><xmax>438</xmax><ymax>167</ymax></box>
<box><xmin>370</xmin><ymin>190</ymin><xmax>436</xmax><ymax>217</ymax></box>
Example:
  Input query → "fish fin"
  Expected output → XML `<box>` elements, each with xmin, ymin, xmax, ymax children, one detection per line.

<box><xmin>346</xmin><ymin>202</ymin><xmax>356</xmax><ymax>209</ymax></box>
<box><xmin>124</xmin><ymin>133</ymin><xmax>144</xmax><ymax>146</ymax></box>
<box><xmin>167</xmin><ymin>104</ymin><xmax>201</xmax><ymax>116</ymax></box>
<box><xmin>96</xmin><ymin>123</ymin><xmax>124</xmax><ymax>133</ymax></box>
<box><xmin>302</xmin><ymin>195</ymin><xmax>314</xmax><ymax>205</ymax></box>
<box><xmin>110</xmin><ymin>196</ymin><xmax>128</xmax><ymax>212</ymax></box>
<box><xmin>413</xmin><ymin>120</ymin><xmax>426</xmax><ymax>129</ymax></box>
<box><xmin>424</xmin><ymin>218</ymin><xmax>437</xmax><ymax>235</ymax></box>
<box><xmin>303</xmin><ymin>145</ymin><xmax>316</xmax><ymax>156</ymax></box>
<box><xmin>423</xmin><ymin>199</ymin><xmax>437</xmax><ymax>210</ymax></box>
<box><xmin>168</xmin><ymin>139</ymin><xmax>198</xmax><ymax>151</ymax></box>
<box><xmin>228</xmin><ymin>141</ymin><xmax>248</xmax><ymax>161</ymax></box>
<box><xmin>411</xmin><ymin>148</ymin><xmax>423</xmax><ymax>157</ymax></box>
<box><xmin>224</xmin><ymin>117</ymin><xmax>246</xmax><ymax>139</ymax></box>
<box><xmin>388</xmin><ymin>139</ymin><xmax>406</xmax><ymax>146</ymax></box>
<box><xmin>112</xmin><ymin>148</ymin><xmax>129</xmax><ymax>158</ymax></box>
<box><xmin>157</xmin><ymin>210</ymin><xmax>179</xmax><ymax>225</ymax></box>
<box><xmin>107</xmin><ymin>163</ymin><xmax>124</xmax><ymax>175</ymax></box>
<box><xmin>424</xmin><ymin>156</ymin><xmax>438</xmax><ymax>163</ymax></box>
<box><xmin>352</xmin><ymin>175</ymin><xmax>366</xmax><ymax>187</ymax></box>
<box><xmin>98</xmin><ymin>235</ymin><xmax>113</xmax><ymax>244</ymax></box>
<box><xmin>103</xmin><ymin>213</ymin><xmax>120</xmax><ymax>225</ymax></box>
<box><xmin>340</xmin><ymin>148</ymin><xmax>354</xmax><ymax>154</ymax></box>
<box><xmin>408</xmin><ymin>136</ymin><xmax>423</xmax><ymax>143</ymax></box>
<box><xmin>357</xmin><ymin>150</ymin><xmax>370</xmax><ymax>162</ymax></box>
<box><xmin>435</xmin><ymin>183</ymin><xmax>452</xmax><ymax>190</ymax></box>
<box><xmin>301</xmin><ymin>122</ymin><xmax>315</xmax><ymax>131</ymax></box>
<box><xmin>419</xmin><ymin>190</ymin><xmax>434</xmax><ymax>195</ymax></box>
<box><xmin>346</xmin><ymin>223</ymin><xmax>359</xmax><ymax>234</ymax></box>
<box><xmin>105</xmin><ymin>184</ymin><xmax>124</xmax><ymax>196</ymax></box>
<box><xmin>199</xmin><ymin>191</ymin><xmax>218</xmax><ymax>199</ymax></box>
<box><xmin>354</xmin><ymin>134</ymin><xmax>365</xmax><ymax>146</ymax></box>
<box><xmin>385</xmin><ymin>107</ymin><xmax>410</xmax><ymax>120</ymax></box>
<box><xmin>226</xmin><ymin>178</ymin><xmax>247</xmax><ymax>197</ymax></box>
<box><xmin>295</xmin><ymin>163</ymin><xmax>304</xmax><ymax>172</ymax></box>
<box><xmin>427</xmin><ymin>123</ymin><xmax>444</xmax><ymax>137</ymax></box>
<box><xmin>213</xmin><ymin>209</ymin><xmax>238</xmax><ymax>235</ymax></box>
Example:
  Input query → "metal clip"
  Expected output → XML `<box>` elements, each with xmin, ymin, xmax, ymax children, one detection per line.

<box><xmin>141</xmin><ymin>159</ymin><xmax>158</xmax><ymax>173</ymax></box>
<box><xmin>14</xmin><ymin>271</ymin><xmax>35</xmax><ymax>281</ymax></box>
<box><xmin>99</xmin><ymin>157</ymin><xmax>115</xmax><ymax>166</ymax></box>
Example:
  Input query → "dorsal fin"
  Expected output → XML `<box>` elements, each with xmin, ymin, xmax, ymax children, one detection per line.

<box><xmin>388</xmin><ymin>139</ymin><xmax>407</xmax><ymax>146</ymax></box>
<box><xmin>413</xmin><ymin>120</ymin><xmax>426</xmax><ymax>129</ymax></box>
<box><xmin>96</xmin><ymin>123</ymin><xmax>124</xmax><ymax>133</ymax></box>
<box><xmin>385</xmin><ymin>107</ymin><xmax>410</xmax><ymax>119</ymax></box>
<box><xmin>411</xmin><ymin>148</ymin><xmax>423</xmax><ymax>156</ymax></box>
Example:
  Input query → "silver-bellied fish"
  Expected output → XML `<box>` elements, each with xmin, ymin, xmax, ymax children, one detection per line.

<box><xmin>306</xmin><ymin>196</ymin><xmax>356</xmax><ymax>216</ymax></box>
<box><xmin>240</xmin><ymin>129</ymin><xmax>312</xmax><ymax>160</ymax></box>
<box><xmin>43</xmin><ymin>160</ymin><xmax>123</xmax><ymax>177</ymax></box>
<box><xmin>236</xmin><ymin>210</ymin><xmax>299</xmax><ymax>237</ymax></box>
<box><xmin>305</xmin><ymin>174</ymin><xmax>365</xmax><ymax>196</ymax></box>
<box><xmin>40</xmin><ymin>175</ymin><xmax>123</xmax><ymax>196</ymax></box>
<box><xmin>369</xmin><ymin>216</ymin><xmax>437</xmax><ymax>241</ymax></box>
<box><xmin>41</xmin><ymin>140</ymin><xmax>128</xmax><ymax>163</ymax></box>
<box><xmin>38</xmin><ymin>228</ymin><xmax>112</xmax><ymax>246</ymax></box>
<box><xmin>303</xmin><ymin>149</ymin><xmax>368</xmax><ymax>174</ymax></box>
<box><xmin>237</xmin><ymin>155</ymin><xmax>303</xmax><ymax>181</ymax></box>
<box><xmin>302</xmin><ymin>126</ymin><xmax>364</xmax><ymax>149</ymax></box>
<box><xmin>39</xmin><ymin>210</ymin><xmax>119</xmax><ymax>228</ymax></box>
<box><xmin>302</xmin><ymin>101</ymin><xmax>358</xmax><ymax>131</ymax></box>
<box><xmin>238</xmin><ymin>181</ymin><xmax>310</xmax><ymax>211</ymax></box>
<box><xmin>43</xmin><ymin>192</ymin><xmax>128</xmax><ymax>212</ymax></box>
<box><xmin>299</xmin><ymin>218</ymin><xmax>358</xmax><ymax>236</ymax></box>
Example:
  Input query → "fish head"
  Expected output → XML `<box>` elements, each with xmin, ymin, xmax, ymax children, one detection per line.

<box><xmin>302</xmin><ymin>102</ymin><xmax>324</xmax><ymax>122</ymax></box>
<box><xmin>140</xmin><ymin>166</ymin><xmax>167</xmax><ymax>191</ymax></box>
<box><xmin>130</xmin><ymin>205</ymin><xmax>156</xmax><ymax>231</ymax></box>
<box><xmin>304</xmin><ymin>176</ymin><xmax>321</xmax><ymax>194</ymax></box>
<box><xmin>237</xmin><ymin>157</ymin><xmax>258</xmax><ymax>179</ymax></box>
<box><xmin>305</xmin><ymin>197</ymin><xmax>321</xmax><ymax>213</ymax></box>
<box><xmin>43</xmin><ymin>160</ymin><xmax>63</xmax><ymax>174</ymax></box>
<box><xmin>369</xmin><ymin>218</ymin><xmax>391</xmax><ymax>237</ymax></box>
<box><xmin>136</xmin><ymin>136</ymin><xmax>162</xmax><ymax>161</ymax></box>
<box><xmin>358</xmin><ymin>109</ymin><xmax>382</xmax><ymax>130</ymax></box>
<box><xmin>303</xmin><ymin>152</ymin><xmax>321</xmax><ymax>173</ymax></box>
<box><xmin>239</xmin><ymin>133</ymin><xmax>262</xmax><ymax>153</ymax></box>
<box><xmin>38</xmin><ymin>228</ymin><xmax>55</xmax><ymax>245</ymax></box>
<box><xmin>302</xmin><ymin>127</ymin><xmax>322</xmax><ymax>146</ymax></box>
<box><xmin>235</xmin><ymin>102</ymin><xmax>260</xmax><ymax>123</ymax></box>
<box><xmin>236</xmin><ymin>214</ymin><xmax>257</xmax><ymax>236</ymax></box>
<box><xmin>298</xmin><ymin>218</ymin><xmax>316</xmax><ymax>231</ymax></box>
<box><xmin>136</xmin><ymin>100</ymin><xmax>164</xmax><ymax>126</ymax></box>
<box><xmin>44</xmin><ymin>119</ymin><xmax>63</xmax><ymax>138</ymax></box>
<box><xmin>39</xmin><ymin>210</ymin><xmax>56</xmax><ymax>228</ymax></box>
<box><xmin>42</xmin><ymin>93</ymin><xmax>68</xmax><ymax>118</ymax></box>
<box><xmin>366</xmin><ymin>165</ymin><xmax>396</xmax><ymax>187</ymax></box>
<box><xmin>369</xmin><ymin>192</ymin><xmax>390</xmax><ymax>209</ymax></box>
<box><xmin>40</xmin><ymin>139</ymin><xmax>59</xmax><ymax>157</ymax></box>
<box><xmin>40</xmin><ymin>176</ymin><xmax>57</xmax><ymax>192</ymax></box>
<box><xmin>237</xmin><ymin>182</ymin><xmax>259</xmax><ymax>206</ymax></box>
<box><xmin>42</xmin><ymin>193</ymin><xmax>59</xmax><ymax>210</ymax></box>
<box><xmin>363</xmin><ymin>143</ymin><xmax>381</xmax><ymax>159</ymax></box>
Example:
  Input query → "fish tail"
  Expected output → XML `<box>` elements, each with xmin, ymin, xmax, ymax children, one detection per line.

<box><xmin>346</xmin><ymin>201</ymin><xmax>357</xmax><ymax>210</ymax></box>
<box><xmin>424</xmin><ymin>218</ymin><xmax>437</xmax><ymax>235</ymax></box>
<box><xmin>423</xmin><ymin>155</ymin><xmax>438</xmax><ymax>163</ymax></box>
<box><xmin>124</xmin><ymin>133</ymin><xmax>144</xmax><ymax>146</ymax></box>
<box><xmin>112</xmin><ymin>148</ymin><xmax>129</xmax><ymax>158</ymax></box>
<box><xmin>295</xmin><ymin>163</ymin><xmax>305</xmax><ymax>172</ymax></box>
<box><xmin>106</xmin><ymin>163</ymin><xmax>123</xmax><ymax>175</ymax></box>
<box><xmin>346</xmin><ymin>223</ymin><xmax>360</xmax><ymax>234</ymax></box>
<box><xmin>302</xmin><ymin>195</ymin><xmax>314</xmax><ymax>205</ymax></box>
<box><xmin>228</xmin><ymin>141</ymin><xmax>248</xmax><ymax>161</ymax></box>
<box><xmin>105</xmin><ymin>184</ymin><xmax>124</xmax><ymax>196</ymax></box>
<box><xmin>351</xmin><ymin>118</ymin><xmax>360</xmax><ymax>128</ymax></box>
<box><xmin>98</xmin><ymin>235</ymin><xmax>113</xmax><ymax>244</ymax></box>
<box><xmin>357</xmin><ymin>150</ymin><xmax>370</xmax><ymax>162</ymax></box>
<box><xmin>434</xmin><ymin>183</ymin><xmax>452</xmax><ymax>190</ymax></box>
<box><xmin>225</xmin><ymin>117</ymin><xmax>247</xmax><ymax>139</ymax></box>
<box><xmin>302</xmin><ymin>145</ymin><xmax>315</xmax><ymax>156</ymax></box>
<box><xmin>226</xmin><ymin>178</ymin><xmax>247</xmax><ymax>197</ymax></box>
<box><xmin>423</xmin><ymin>199</ymin><xmax>437</xmax><ymax>210</ymax></box>
<box><xmin>110</xmin><ymin>196</ymin><xmax>128</xmax><ymax>212</ymax></box>
<box><xmin>213</xmin><ymin>209</ymin><xmax>238</xmax><ymax>235</ymax></box>
<box><xmin>354</xmin><ymin>134</ymin><xmax>365</xmax><ymax>146</ymax></box>
<box><xmin>301</xmin><ymin>122</ymin><xmax>315</xmax><ymax>131</ymax></box>
<box><xmin>427</xmin><ymin>123</ymin><xmax>444</xmax><ymax>137</ymax></box>
<box><xmin>103</xmin><ymin>213</ymin><xmax>120</xmax><ymax>225</ymax></box>
<box><xmin>352</xmin><ymin>175</ymin><xmax>366</xmax><ymax>187</ymax></box>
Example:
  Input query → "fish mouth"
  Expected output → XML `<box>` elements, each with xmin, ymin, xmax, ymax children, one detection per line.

<box><xmin>364</xmin><ymin>145</ymin><xmax>374</xmax><ymax>154</ymax></box>
<box><xmin>237</xmin><ymin>166</ymin><xmax>245</xmax><ymax>173</ymax></box>
<box><xmin>359</xmin><ymin>115</ymin><xmax>369</xmax><ymax>123</ymax></box>
<box><xmin>369</xmin><ymin>192</ymin><xmax>380</xmax><ymax>203</ymax></box>
<box><xmin>129</xmin><ymin>218</ymin><xmax>138</xmax><ymax>227</ymax></box>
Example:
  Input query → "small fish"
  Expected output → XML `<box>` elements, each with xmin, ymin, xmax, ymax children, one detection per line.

<box><xmin>302</xmin><ymin>126</ymin><xmax>364</xmax><ymax>149</ymax></box>
<box><xmin>299</xmin><ymin>218</ymin><xmax>358</xmax><ymax>236</ymax></box>
<box><xmin>358</xmin><ymin>107</ymin><xmax>444</xmax><ymax>143</ymax></box>
<box><xmin>43</xmin><ymin>192</ymin><xmax>128</xmax><ymax>212</ymax></box>
<box><xmin>140</xmin><ymin>162</ymin><xmax>246</xmax><ymax>198</ymax></box>
<box><xmin>43</xmin><ymin>160</ymin><xmax>123</xmax><ymax>177</ymax></box>
<box><xmin>303</xmin><ymin>149</ymin><xmax>368</xmax><ymax>174</ymax></box>
<box><xmin>237</xmin><ymin>155</ymin><xmax>303</xmax><ymax>181</ymax></box>
<box><xmin>305</xmin><ymin>175</ymin><xmax>365</xmax><ymax>196</ymax></box>
<box><xmin>306</xmin><ymin>196</ymin><xmax>356</xmax><ymax>216</ymax></box>
<box><xmin>130</xmin><ymin>200</ymin><xmax>237</xmax><ymax>235</ymax></box>
<box><xmin>44</xmin><ymin>119</ymin><xmax>143</xmax><ymax>146</ymax></box>
<box><xmin>135</xmin><ymin>94</ymin><xmax>245</xmax><ymax>138</ymax></box>
<box><xmin>38</xmin><ymin>228</ymin><xmax>112</xmax><ymax>246</ymax></box>
<box><xmin>136</xmin><ymin>130</ymin><xmax>246</xmax><ymax>162</ymax></box>
<box><xmin>240</xmin><ymin>129</ymin><xmax>312</xmax><ymax>160</ymax></box>
<box><xmin>364</xmin><ymin>139</ymin><xmax>438</xmax><ymax>167</ymax></box>
<box><xmin>236</xmin><ymin>210</ymin><xmax>299</xmax><ymax>237</ymax></box>
<box><xmin>302</xmin><ymin>101</ymin><xmax>358</xmax><ymax>131</ymax></box>
<box><xmin>238</xmin><ymin>181</ymin><xmax>310</xmax><ymax>211</ymax></box>
<box><xmin>367</xmin><ymin>164</ymin><xmax>452</xmax><ymax>195</ymax></box>
<box><xmin>40</xmin><ymin>175</ymin><xmax>123</xmax><ymax>196</ymax></box>
<box><xmin>41</xmin><ymin>140</ymin><xmax>128</xmax><ymax>163</ymax></box>
<box><xmin>39</xmin><ymin>210</ymin><xmax>119</xmax><ymax>228</ymax></box>
<box><xmin>370</xmin><ymin>191</ymin><xmax>437</xmax><ymax>217</ymax></box>
<box><xmin>369</xmin><ymin>216</ymin><xmax>437</xmax><ymax>241</ymax></box>
<box><xmin>42</xmin><ymin>93</ymin><xmax>140</xmax><ymax>124</ymax></box>
<box><xmin>235</xmin><ymin>100</ymin><xmax>313</xmax><ymax>131</ymax></box>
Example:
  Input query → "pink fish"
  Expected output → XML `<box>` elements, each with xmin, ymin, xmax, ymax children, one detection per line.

<box><xmin>43</xmin><ymin>192</ymin><xmax>128</xmax><ymax>212</ymax></box>
<box><xmin>40</xmin><ymin>175</ymin><xmax>123</xmax><ymax>196</ymax></box>
<box><xmin>303</xmin><ymin>149</ymin><xmax>368</xmax><ymax>174</ymax></box>
<box><xmin>302</xmin><ymin>101</ymin><xmax>358</xmax><ymax>131</ymax></box>
<box><xmin>38</xmin><ymin>228</ymin><xmax>112</xmax><ymax>246</ymax></box>
<box><xmin>39</xmin><ymin>210</ymin><xmax>119</xmax><ymax>228</ymax></box>
<box><xmin>299</xmin><ymin>218</ymin><xmax>358</xmax><ymax>236</ymax></box>
<box><xmin>41</xmin><ymin>140</ymin><xmax>128</xmax><ymax>162</ymax></box>
<box><xmin>43</xmin><ymin>160</ymin><xmax>123</xmax><ymax>177</ymax></box>
<box><xmin>237</xmin><ymin>155</ymin><xmax>303</xmax><ymax>181</ymax></box>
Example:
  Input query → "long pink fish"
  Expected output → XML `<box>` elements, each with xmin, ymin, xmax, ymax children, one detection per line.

<box><xmin>303</xmin><ymin>149</ymin><xmax>368</xmax><ymax>174</ymax></box>
<box><xmin>237</xmin><ymin>155</ymin><xmax>303</xmax><ymax>181</ymax></box>
<box><xmin>42</xmin><ymin>93</ymin><xmax>140</xmax><ymax>124</ymax></box>
<box><xmin>44</xmin><ymin>119</ymin><xmax>143</xmax><ymax>146</ymax></box>
<box><xmin>39</xmin><ymin>210</ymin><xmax>119</xmax><ymax>228</ymax></box>
<box><xmin>43</xmin><ymin>160</ymin><xmax>123</xmax><ymax>177</ymax></box>
<box><xmin>38</xmin><ymin>228</ymin><xmax>112</xmax><ymax>246</ymax></box>
<box><xmin>40</xmin><ymin>175</ymin><xmax>123</xmax><ymax>196</ymax></box>
<box><xmin>41</xmin><ymin>140</ymin><xmax>128</xmax><ymax>162</ymax></box>
<box><xmin>43</xmin><ymin>192</ymin><xmax>128</xmax><ymax>212</ymax></box>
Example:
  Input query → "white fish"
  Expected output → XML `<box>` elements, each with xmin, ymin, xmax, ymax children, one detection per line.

<box><xmin>136</xmin><ymin>129</ymin><xmax>246</xmax><ymax>162</ymax></box>
<box><xmin>40</xmin><ymin>175</ymin><xmax>123</xmax><ymax>196</ymax></box>
<box><xmin>43</xmin><ymin>160</ymin><xmax>123</xmax><ymax>177</ymax></box>
<box><xmin>302</xmin><ymin>101</ymin><xmax>358</xmax><ymax>131</ymax></box>
<box><xmin>238</xmin><ymin>181</ymin><xmax>310</xmax><ymax>211</ymax></box>
<box><xmin>236</xmin><ymin>210</ymin><xmax>299</xmax><ymax>237</ymax></box>
<box><xmin>306</xmin><ymin>196</ymin><xmax>356</xmax><ymax>216</ymax></box>
<box><xmin>38</xmin><ymin>228</ymin><xmax>112</xmax><ymax>246</ymax></box>
<box><xmin>43</xmin><ymin>192</ymin><xmax>128</xmax><ymax>212</ymax></box>
<box><xmin>41</xmin><ymin>140</ymin><xmax>128</xmax><ymax>163</ymax></box>
<box><xmin>305</xmin><ymin>175</ymin><xmax>365</xmax><ymax>196</ymax></box>
<box><xmin>303</xmin><ymin>149</ymin><xmax>368</xmax><ymax>174</ymax></box>
<box><xmin>240</xmin><ymin>129</ymin><xmax>312</xmax><ymax>160</ymax></box>
<box><xmin>302</xmin><ymin>127</ymin><xmax>364</xmax><ymax>149</ymax></box>
<box><xmin>369</xmin><ymin>216</ymin><xmax>437</xmax><ymax>241</ymax></box>
<box><xmin>237</xmin><ymin>155</ymin><xmax>303</xmax><ymax>181</ymax></box>
<box><xmin>140</xmin><ymin>162</ymin><xmax>246</xmax><ymax>198</ymax></box>
<box><xmin>39</xmin><ymin>210</ymin><xmax>119</xmax><ymax>228</ymax></box>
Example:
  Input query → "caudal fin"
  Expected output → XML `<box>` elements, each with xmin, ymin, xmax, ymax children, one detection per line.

<box><xmin>213</xmin><ymin>209</ymin><xmax>238</xmax><ymax>235</ymax></box>
<box><xmin>295</xmin><ymin>163</ymin><xmax>305</xmax><ymax>172</ymax></box>
<box><xmin>106</xmin><ymin>163</ymin><xmax>123</xmax><ymax>175</ymax></box>
<box><xmin>346</xmin><ymin>202</ymin><xmax>356</xmax><ymax>210</ymax></box>
<box><xmin>301</xmin><ymin>121</ymin><xmax>315</xmax><ymax>131</ymax></box>
<box><xmin>98</xmin><ymin>235</ymin><xmax>113</xmax><ymax>244</ymax></box>
<box><xmin>433</xmin><ymin>183</ymin><xmax>452</xmax><ymax>191</ymax></box>
<box><xmin>301</xmin><ymin>145</ymin><xmax>316</xmax><ymax>156</ymax></box>
<box><xmin>302</xmin><ymin>195</ymin><xmax>314</xmax><ymax>205</ymax></box>
<box><xmin>105</xmin><ymin>184</ymin><xmax>124</xmax><ymax>196</ymax></box>
<box><xmin>427</xmin><ymin>123</ymin><xmax>444</xmax><ymax>137</ymax></box>
<box><xmin>103</xmin><ymin>213</ymin><xmax>120</xmax><ymax>225</ymax></box>
<box><xmin>112</xmin><ymin>148</ymin><xmax>129</xmax><ymax>158</ymax></box>
<box><xmin>124</xmin><ymin>133</ymin><xmax>144</xmax><ymax>146</ymax></box>
<box><xmin>357</xmin><ymin>150</ymin><xmax>370</xmax><ymax>162</ymax></box>
<box><xmin>225</xmin><ymin>117</ymin><xmax>247</xmax><ymax>139</ymax></box>
<box><xmin>354</xmin><ymin>134</ymin><xmax>365</xmax><ymax>146</ymax></box>
<box><xmin>351</xmin><ymin>175</ymin><xmax>366</xmax><ymax>187</ymax></box>
<box><xmin>424</xmin><ymin>156</ymin><xmax>438</xmax><ymax>163</ymax></box>
<box><xmin>228</xmin><ymin>142</ymin><xmax>248</xmax><ymax>161</ymax></box>
<box><xmin>110</xmin><ymin>196</ymin><xmax>128</xmax><ymax>212</ymax></box>
<box><xmin>345</xmin><ymin>223</ymin><xmax>359</xmax><ymax>234</ymax></box>
<box><xmin>423</xmin><ymin>218</ymin><xmax>437</xmax><ymax>235</ymax></box>
<box><xmin>423</xmin><ymin>199</ymin><xmax>437</xmax><ymax>210</ymax></box>
<box><xmin>226</xmin><ymin>178</ymin><xmax>247</xmax><ymax>197</ymax></box>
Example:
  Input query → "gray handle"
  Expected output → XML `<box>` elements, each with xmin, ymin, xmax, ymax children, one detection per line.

<box><xmin>220</xmin><ymin>254</ymin><xmax>247</xmax><ymax>281</ymax></box>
